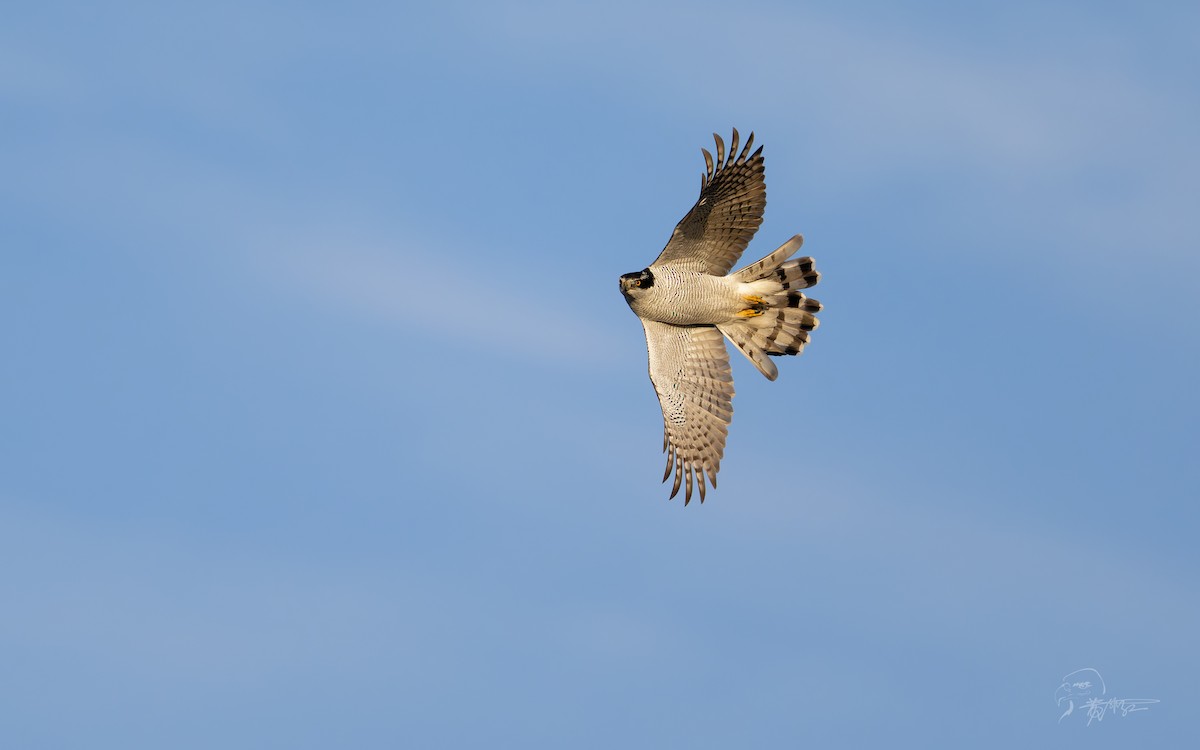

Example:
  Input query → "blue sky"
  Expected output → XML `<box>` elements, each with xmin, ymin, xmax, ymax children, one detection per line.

<box><xmin>3</xmin><ymin>1</ymin><xmax>1198</xmax><ymax>747</ymax></box>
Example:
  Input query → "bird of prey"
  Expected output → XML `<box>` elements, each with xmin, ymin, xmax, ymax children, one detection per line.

<box><xmin>619</xmin><ymin>129</ymin><xmax>822</xmax><ymax>504</ymax></box>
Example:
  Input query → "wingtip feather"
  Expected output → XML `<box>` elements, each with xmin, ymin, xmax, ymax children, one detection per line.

<box><xmin>739</xmin><ymin>130</ymin><xmax>754</xmax><ymax>162</ymax></box>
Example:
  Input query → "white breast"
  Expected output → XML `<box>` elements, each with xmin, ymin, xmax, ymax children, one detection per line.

<box><xmin>631</xmin><ymin>264</ymin><xmax>741</xmax><ymax>325</ymax></box>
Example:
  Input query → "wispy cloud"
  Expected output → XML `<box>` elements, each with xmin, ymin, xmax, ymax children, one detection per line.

<box><xmin>255</xmin><ymin>228</ymin><xmax>628</xmax><ymax>369</ymax></box>
<box><xmin>478</xmin><ymin>2</ymin><xmax>1193</xmax><ymax>172</ymax></box>
<box><xmin>473</xmin><ymin>2</ymin><xmax>1200</xmax><ymax>271</ymax></box>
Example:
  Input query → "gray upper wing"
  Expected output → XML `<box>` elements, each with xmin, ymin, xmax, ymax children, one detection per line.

<box><xmin>641</xmin><ymin>320</ymin><xmax>734</xmax><ymax>504</ymax></box>
<box><xmin>651</xmin><ymin>129</ymin><xmax>766</xmax><ymax>275</ymax></box>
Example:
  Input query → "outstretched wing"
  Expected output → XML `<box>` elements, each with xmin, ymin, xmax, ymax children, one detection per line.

<box><xmin>641</xmin><ymin>320</ymin><xmax>735</xmax><ymax>504</ymax></box>
<box><xmin>652</xmin><ymin>128</ymin><xmax>766</xmax><ymax>276</ymax></box>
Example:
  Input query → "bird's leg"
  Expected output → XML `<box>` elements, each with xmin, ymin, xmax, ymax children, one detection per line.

<box><xmin>737</xmin><ymin>295</ymin><xmax>768</xmax><ymax>317</ymax></box>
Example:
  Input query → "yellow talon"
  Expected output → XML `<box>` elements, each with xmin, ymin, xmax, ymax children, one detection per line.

<box><xmin>743</xmin><ymin>295</ymin><xmax>766</xmax><ymax>305</ymax></box>
<box><xmin>737</xmin><ymin>309</ymin><xmax>763</xmax><ymax>318</ymax></box>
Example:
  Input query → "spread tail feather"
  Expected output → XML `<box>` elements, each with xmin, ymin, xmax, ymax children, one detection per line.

<box><xmin>731</xmin><ymin>234</ymin><xmax>804</xmax><ymax>281</ymax></box>
<box><xmin>720</xmin><ymin>235</ymin><xmax>822</xmax><ymax>380</ymax></box>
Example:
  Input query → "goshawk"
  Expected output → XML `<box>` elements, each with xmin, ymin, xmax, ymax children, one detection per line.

<box><xmin>619</xmin><ymin>129</ymin><xmax>822</xmax><ymax>504</ymax></box>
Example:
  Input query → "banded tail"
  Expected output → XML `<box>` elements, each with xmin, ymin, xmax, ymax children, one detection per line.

<box><xmin>719</xmin><ymin>234</ymin><xmax>822</xmax><ymax>381</ymax></box>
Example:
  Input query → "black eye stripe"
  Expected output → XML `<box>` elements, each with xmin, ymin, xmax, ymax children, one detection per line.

<box><xmin>619</xmin><ymin>269</ymin><xmax>655</xmax><ymax>291</ymax></box>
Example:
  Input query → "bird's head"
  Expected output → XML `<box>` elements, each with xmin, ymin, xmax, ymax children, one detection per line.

<box><xmin>619</xmin><ymin>268</ymin><xmax>655</xmax><ymax>300</ymax></box>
